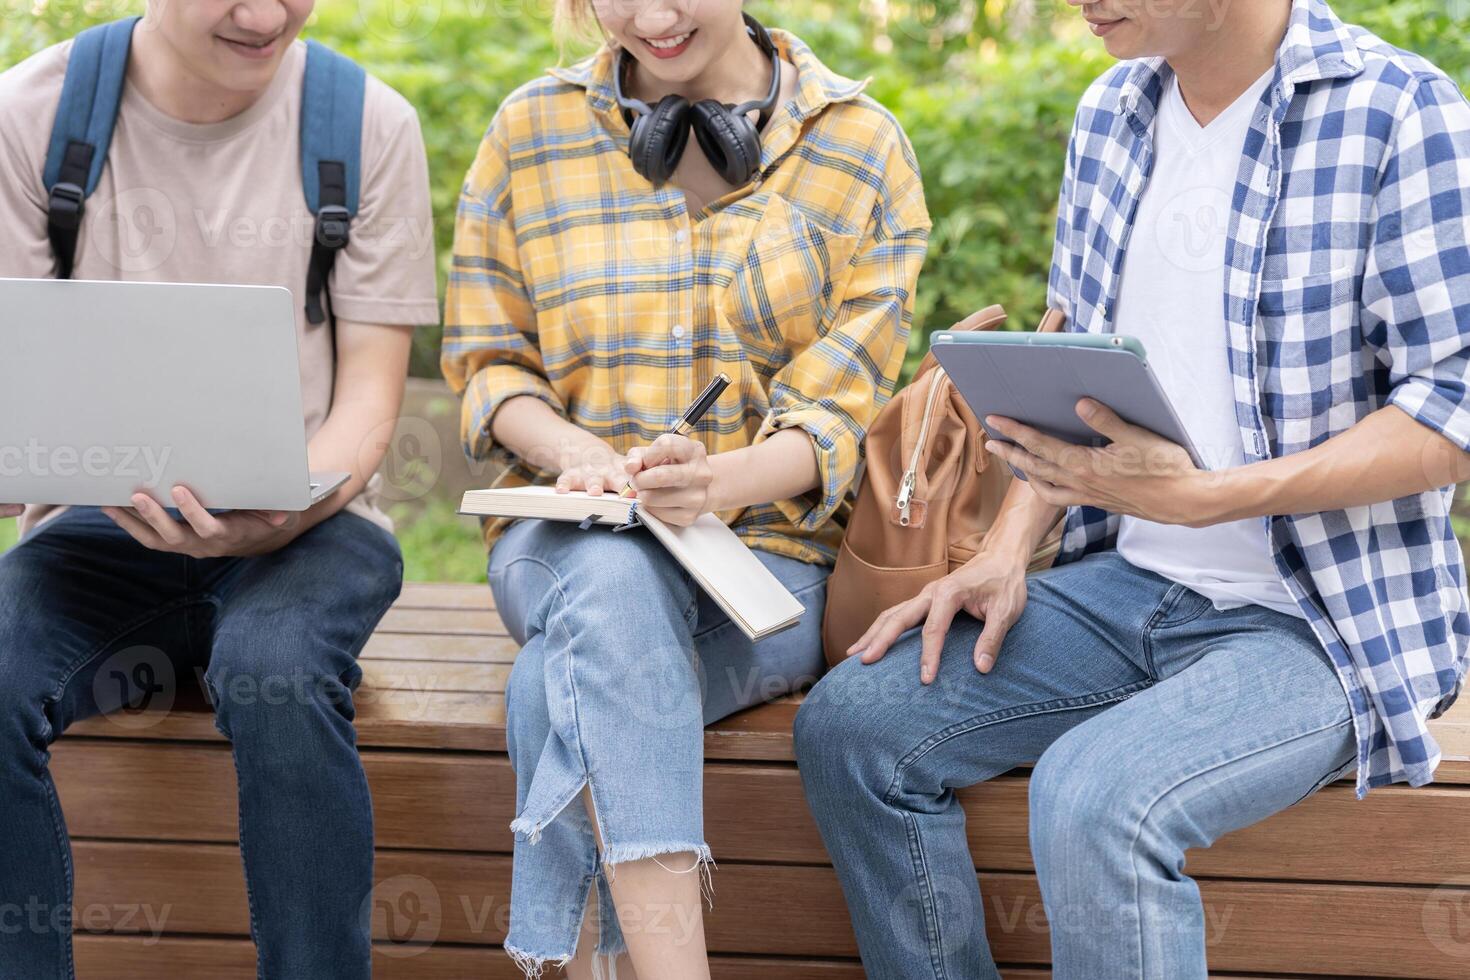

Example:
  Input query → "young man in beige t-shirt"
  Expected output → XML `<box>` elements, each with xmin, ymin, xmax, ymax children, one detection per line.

<box><xmin>0</xmin><ymin>2</ymin><xmax>438</xmax><ymax>977</ymax></box>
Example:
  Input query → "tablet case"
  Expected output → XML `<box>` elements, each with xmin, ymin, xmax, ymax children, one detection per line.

<box><xmin>930</xmin><ymin>332</ymin><xmax>1205</xmax><ymax>480</ymax></box>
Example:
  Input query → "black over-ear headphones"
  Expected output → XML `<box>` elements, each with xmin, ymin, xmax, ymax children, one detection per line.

<box><xmin>613</xmin><ymin>13</ymin><xmax>781</xmax><ymax>187</ymax></box>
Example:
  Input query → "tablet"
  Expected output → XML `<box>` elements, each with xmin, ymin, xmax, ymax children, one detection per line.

<box><xmin>929</xmin><ymin>330</ymin><xmax>1205</xmax><ymax>480</ymax></box>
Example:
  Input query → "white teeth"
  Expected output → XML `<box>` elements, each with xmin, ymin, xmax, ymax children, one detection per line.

<box><xmin>645</xmin><ymin>33</ymin><xmax>691</xmax><ymax>50</ymax></box>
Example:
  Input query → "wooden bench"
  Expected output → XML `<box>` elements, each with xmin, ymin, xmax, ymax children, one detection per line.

<box><xmin>52</xmin><ymin>582</ymin><xmax>1470</xmax><ymax>978</ymax></box>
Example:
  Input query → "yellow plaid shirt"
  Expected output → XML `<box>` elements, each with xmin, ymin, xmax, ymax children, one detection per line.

<box><xmin>442</xmin><ymin>31</ymin><xmax>931</xmax><ymax>565</ymax></box>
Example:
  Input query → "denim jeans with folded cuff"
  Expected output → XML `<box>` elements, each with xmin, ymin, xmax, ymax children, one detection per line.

<box><xmin>795</xmin><ymin>550</ymin><xmax>1356</xmax><ymax>980</ymax></box>
<box><xmin>487</xmin><ymin>517</ymin><xmax>829</xmax><ymax>974</ymax></box>
<box><xmin>0</xmin><ymin>505</ymin><xmax>403</xmax><ymax>980</ymax></box>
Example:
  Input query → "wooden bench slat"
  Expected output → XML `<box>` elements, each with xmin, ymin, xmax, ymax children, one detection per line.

<box><xmin>69</xmin><ymin>839</ymin><xmax>1470</xmax><ymax>976</ymax></box>
<box><xmin>73</xmin><ymin>935</ymin><xmax>876</xmax><ymax>980</ymax></box>
<box><xmin>363</xmin><ymin>632</ymin><xmax>521</xmax><ymax>664</ymax></box>
<box><xmin>377</xmin><ymin>608</ymin><xmax>505</xmax><ymax>636</ymax></box>
<box><xmin>359</xmin><ymin>659</ymin><xmax>510</xmax><ymax>694</ymax></box>
<box><xmin>60</xmin><ymin>695</ymin><xmax>808</xmax><ymax>759</ymax></box>
<box><xmin>53</xmin><ymin>742</ymin><xmax>1470</xmax><ymax>887</ymax></box>
<box><xmin>69</xmin><ymin>936</ymin><xmax>1292</xmax><ymax>980</ymax></box>
<box><xmin>62</xmin><ymin>936</ymin><xmax>1349</xmax><ymax>980</ymax></box>
<box><xmin>65</xmin><ymin>691</ymin><xmax>508</xmax><ymax>751</ymax></box>
<box><xmin>397</xmin><ymin>582</ymin><xmax>494</xmax><ymax>612</ymax></box>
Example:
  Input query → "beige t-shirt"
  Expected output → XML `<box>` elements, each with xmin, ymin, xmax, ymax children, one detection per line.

<box><xmin>0</xmin><ymin>35</ymin><xmax>441</xmax><ymax>537</ymax></box>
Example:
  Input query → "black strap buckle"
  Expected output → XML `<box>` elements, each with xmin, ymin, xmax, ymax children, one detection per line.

<box><xmin>48</xmin><ymin>182</ymin><xmax>86</xmax><ymax>231</ymax></box>
<box><xmin>314</xmin><ymin>205</ymin><xmax>351</xmax><ymax>250</ymax></box>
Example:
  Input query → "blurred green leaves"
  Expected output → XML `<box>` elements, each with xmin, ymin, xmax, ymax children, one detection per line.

<box><xmin>3</xmin><ymin>0</ymin><xmax>1467</xmax><ymax>380</ymax></box>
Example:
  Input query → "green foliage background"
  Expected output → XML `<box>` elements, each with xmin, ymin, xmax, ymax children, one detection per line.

<box><xmin>8</xmin><ymin>0</ymin><xmax>1465</xmax><ymax>379</ymax></box>
<box><xmin>2</xmin><ymin>0</ymin><xmax>1468</xmax><ymax>576</ymax></box>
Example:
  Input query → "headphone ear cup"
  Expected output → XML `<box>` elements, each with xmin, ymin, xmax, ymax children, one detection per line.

<box><xmin>690</xmin><ymin>100</ymin><xmax>762</xmax><ymax>186</ymax></box>
<box><xmin>630</xmin><ymin>95</ymin><xmax>691</xmax><ymax>186</ymax></box>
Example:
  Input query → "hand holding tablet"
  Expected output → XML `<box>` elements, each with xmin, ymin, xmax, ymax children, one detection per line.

<box><xmin>930</xmin><ymin>327</ymin><xmax>1212</xmax><ymax>523</ymax></box>
<box><xmin>930</xmin><ymin>329</ymin><xmax>1205</xmax><ymax>477</ymax></box>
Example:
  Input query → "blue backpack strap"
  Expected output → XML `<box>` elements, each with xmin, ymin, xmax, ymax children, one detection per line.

<box><xmin>42</xmin><ymin>16</ymin><xmax>139</xmax><ymax>279</ymax></box>
<box><xmin>300</xmin><ymin>40</ymin><xmax>365</xmax><ymax>326</ymax></box>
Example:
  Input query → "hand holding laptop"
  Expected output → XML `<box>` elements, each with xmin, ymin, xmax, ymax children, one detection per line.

<box><xmin>101</xmin><ymin>486</ymin><xmax>296</xmax><ymax>560</ymax></box>
<box><xmin>0</xmin><ymin>504</ymin><xmax>21</xmax><ymax>519</ymax></box>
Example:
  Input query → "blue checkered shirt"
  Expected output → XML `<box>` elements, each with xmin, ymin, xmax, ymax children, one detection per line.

<box><xmin>1047</xmin><ymin>0</ymin><xmax>1470</xmax><ymax>795</ymax></box>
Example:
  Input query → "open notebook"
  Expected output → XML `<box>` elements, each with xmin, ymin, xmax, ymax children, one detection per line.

<box><xmin>459</xmin><ymin>487</ymin><xmax>806</xmax><ymax>641</ymax></box>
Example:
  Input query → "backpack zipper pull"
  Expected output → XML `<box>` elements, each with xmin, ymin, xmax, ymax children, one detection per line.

<box><xmin>895</xmin><ymin>368</ymin><xmax>945</xmax><ymax>528</ymax></box>
<box><xmin>896</xmin><ymin>470</ymin><xmax>916</xmax><ymax>526</ymax></box>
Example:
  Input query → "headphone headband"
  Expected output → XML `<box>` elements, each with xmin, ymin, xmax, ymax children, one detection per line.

<box><xmin>729</xmin><ymin>15</ymin><xmax>780</xmax><ymax>124</ymax></box>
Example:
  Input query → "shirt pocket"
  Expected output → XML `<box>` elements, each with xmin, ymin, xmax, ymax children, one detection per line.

<box><xmin>720</xmin><ymin>194</ymin><xmax>861</xmax><ymax>360</ymax></box>
<box><xmin>1255</xmin><ymin>269</ymin><xmax>1360</xmax><ymax>449</ymax></box>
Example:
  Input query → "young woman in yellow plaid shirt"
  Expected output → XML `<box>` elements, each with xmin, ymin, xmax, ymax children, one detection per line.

<box><xmin>442</xmin><ymin>2</ymin><xmax>929</xmax><ymax>974</ymax></box>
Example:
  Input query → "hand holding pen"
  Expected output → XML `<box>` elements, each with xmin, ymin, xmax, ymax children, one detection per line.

<box><xmin>620</xmin><ymin>373</ymin><xmax>731</xmax><ymax>526</ymax></box>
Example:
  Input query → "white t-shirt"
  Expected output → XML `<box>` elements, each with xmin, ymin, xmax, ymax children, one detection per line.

<box><xmin>1112</xmin><ymin>68</ymin><xmax>1302</xmax><ymax>618</ymax></box>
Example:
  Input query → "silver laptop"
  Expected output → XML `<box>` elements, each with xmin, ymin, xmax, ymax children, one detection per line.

<box><xmin>0</xmin><ymin>278</ymin><xmax>349</xmax><ymax>512</ymax></box>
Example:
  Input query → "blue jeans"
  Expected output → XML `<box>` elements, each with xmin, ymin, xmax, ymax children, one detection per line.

<box><xmin>795</xmin><ymin>551</ymin><xmax>1355</xmax><ymax>980</ymax></box>
<box><xmin>487</xmin><ymin>518</ymin><xmax>829</xmax><ymax>971</ymax></box>
<box><xmin>0</xmin><ymin>507</ymin><xmax>402</xmax><ymax>980</ymax></box>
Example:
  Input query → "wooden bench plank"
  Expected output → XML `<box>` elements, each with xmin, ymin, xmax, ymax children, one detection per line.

<box><xmin>73</xmin><ymin>935</ymin><xmax>873</xmax><ymax>980</ymax></box>
<box><xmin>397</xmin><ymin>582</ymin><xmax>494</xmax><ymax>611</ymax></box>
<box><xmin>69</xmin><ymin>936</ymin><xmax>1298</xmax><ymax>980</ymax></box>
<box><xmin>363</xmin><ymin>632</ymin><xmax>520</xmax><ymax>663</ymax></box>
<box><xmin>377</xmin><ymin>608</ymin><xmax>505</xmax><ymax>636</ymax></box>
<box><xmin>65</xmin><ymin>691</ymin><xmax>508</xmax><ymax>751</ymax></box>
<box><xmin>60</xmin><ymin>696</ymin><xmax>808</xmax><ymax>759</ymax></box>
<box><xmin>359</xmin><ymin>659</ymin><xmax>510</xmax><ymax>693</ymax></box>
<box><xmin>69</xmin><ymin>840</ymin><xmax>1470</xmax><ymax>976</ymax></box>
<box><xmin>54</xmin><ymin>742</ymin><xmax>1470</xmax><ymax>887</ymax></box>
<box><xmin>57</xmin><ymin>584</ymin><xmax>1470</xmax><ymax>778</ymax></box>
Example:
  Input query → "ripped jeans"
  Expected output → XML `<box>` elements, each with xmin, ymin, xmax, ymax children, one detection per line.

<box><xmin>486</xmin><ymin>518</ymin><xmax>829</xmax><ymax>973</ymax></box>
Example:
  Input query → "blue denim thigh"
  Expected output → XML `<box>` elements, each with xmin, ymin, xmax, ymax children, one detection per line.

<box><xmin>197</xmin><ymin>512</ymin><xmax>403</xmax><ymax>980</ymax></box>
<box><xmin>1029</xmin><ymin>600</ymin><xmax>1354</xmax><ymax>980</ymax></box>
<box><xmin>795</xmin><ymin>552</ymin><xmax>1180</xmax><ymax>979</ymax></box>
<box><xmin>0</xmin><ymin>507</ymin><xmax>197</xmax><ymax>980</ymax></box>
<box><xmin>487</xmin><ymin>518</ymin><xmax>829</xmax><ymax>969</ymax></box>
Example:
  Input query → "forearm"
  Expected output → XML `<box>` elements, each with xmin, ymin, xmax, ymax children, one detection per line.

<box><xmin>490</xmin><ymin>394</ymin><xmax>617</xmax><ymax>476</ymax></box>
<box><xmin>299</xmin><ymin>399</ymin><xmax>400</xmax><ymax>529</ymax></box>
<box><xmin>1204</xmin><ymin>406</ymin><xmax>1470</xmax><ymax>522</ymax></box>
<box><xmin>295</xmin><ymin>322</ymin><xmax>415</xmax><ymax>535</ymax></box>
<box><xmin>706</xmin><ymin>428</ymin><xmax>820</xmax><ymax>513</ymax></box>
<box><xmin>981</xmin><ymin>473</ymin><xmax>1066</xmax><ymax>567</ymax></box>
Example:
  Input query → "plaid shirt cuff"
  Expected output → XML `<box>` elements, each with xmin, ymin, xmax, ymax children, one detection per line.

<box><xmin>754</xmin><ymin>404</ymin><xmax>859</xmax><ymax>532</ymax></box>
<box><xmin>460</xmin><ymin>364</ymin><xmax>567</xmax><ymax>466</ymax></box>
<box><xmin>1387</xmin><ymin>376</ymin><xmax>1470</xmax><ymax>453</ymax></box>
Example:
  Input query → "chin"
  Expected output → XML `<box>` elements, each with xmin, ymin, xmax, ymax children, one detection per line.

<box><xmin>1097</xmin><ymin>22</ymin><xmax>1151</xmax><ymax>61</ymax></box>
<box><xmin>212</xmin><ymin>61</ymin><xmax>283</xmax><ymax>94</ymax></box>
<box><xmin>630</xmin><ymin>54</ymin><xmax>708</xmax><ymax>87</ymax></box>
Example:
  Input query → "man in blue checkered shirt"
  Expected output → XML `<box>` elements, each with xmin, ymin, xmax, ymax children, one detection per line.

<box><xmin>797</xmin><ymin>0</ymin><xmax>1470</xmax><ymax>976</ymax></box>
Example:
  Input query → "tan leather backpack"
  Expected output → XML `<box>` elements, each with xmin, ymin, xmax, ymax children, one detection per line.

<box><xmin>820</xmin><ymin>306</ymin><xmax>1066</xmax><ymax>667</ymax></box>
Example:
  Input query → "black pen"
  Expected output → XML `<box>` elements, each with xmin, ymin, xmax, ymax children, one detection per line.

<box><xmin>621</xmin><ymin>373</ymin><xmax>731</xmax><ymax>497</ymax></box>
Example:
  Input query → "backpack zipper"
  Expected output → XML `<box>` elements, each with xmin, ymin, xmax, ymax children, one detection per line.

<box><xmin>896</xmin><ymin>368</ymin><xmax>946</xmax><ymax>526</ymax></box>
